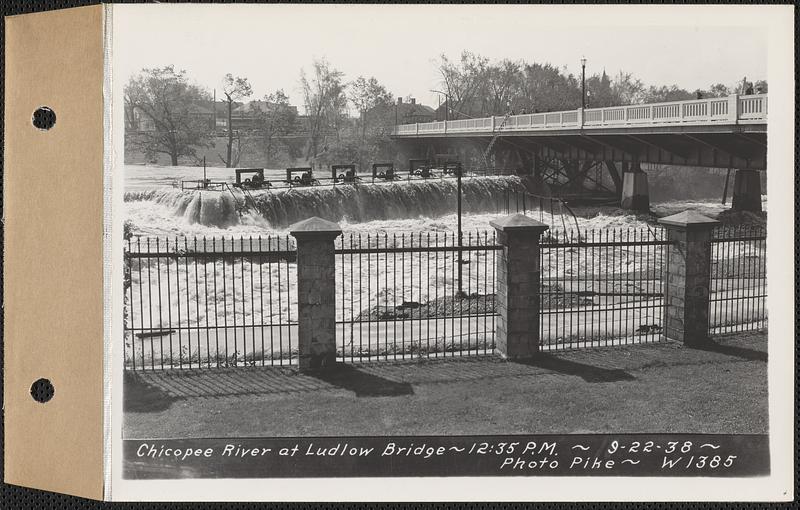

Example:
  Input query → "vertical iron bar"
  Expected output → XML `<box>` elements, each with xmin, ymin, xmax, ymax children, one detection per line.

<box><xmin>427</xmin><ymin>231</ymin><xmax>431</xmax><ymax>357</ymax></box>
<box><xmin>395</xmin><ymin>233</ymin><xmax>400</xmax><ymax>357</ymax></box>
<box><xmin>145</xmin><ymin>239</ymin><xmax>154</xmax><ymax>370</ymax></box>
<box><xmin>136</xmin><ymin>238</ymin><xmax>145</xmax><ymax>368</ymax></box>
<box><xmin>285</xmin><ymin>235</ymin><xmax>292</xmax><ymax>364</ymax></box>
<box><xmin>257</xmin><ymin>237</ymin><xmax>265</xmax><ymax>366</ymax></box>
<box><xmin>194</xmin><ymin>238</ymin><xmax>202</xmax><ymax>366</ymax></box>
<box><xmin>212</xmin><ymin>238</ymin><xmax>219</xmax><ymax>367</ymax></box>
<box><xmin>184</xmin><ymin>238</ymin><xmax>192</xmax><ymax>368</ymax></box>
<box><xmin>202</xmin><ymin>238</ymin><xmax>211</xmax><ymax>367</ymax></box>
<box><xmin>267</xmin><ymin>237</ymin><xmax>275</xmax><ymax>364</ymax></box>
<box><xmin>276</xmin><ymin>236</ymin><xmax>283</xmax><ymax>365</ymax></box>
<box><xmin>155</xmin><ymin>239</ymin><xmax>165</xmax><ymax>369</ymax></box>
<box><xmin>221</xmin><ymin>237</ymin><xmax>229</xmax><ymax>366</ymax></box>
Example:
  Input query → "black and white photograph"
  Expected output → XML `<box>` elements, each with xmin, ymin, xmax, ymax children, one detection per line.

<box><xmin>108</xmin><ymin>3</ymin><xmax>792</xmax><ymax>501</ymax></box>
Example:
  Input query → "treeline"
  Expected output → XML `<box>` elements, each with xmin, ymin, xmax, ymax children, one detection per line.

<box><xmin>124</xmin><ymin>61</ymin><xmax>398</xmax><ymax>168</ymax></box>
<box><xmin>124</xmin><ymin>52</ymin><xmax>767</xmax><ymax>168</ymax></box>
<box><xmin>437</xmin><ymin>51</ymin><xmax>767</xmax><ymax>118</ymax></box>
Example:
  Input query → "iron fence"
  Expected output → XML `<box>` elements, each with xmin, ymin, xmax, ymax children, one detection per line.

<box><xmin>334</xmin><ymin>231</ymin><xmax>500</xmax><ymax>362</ymax></box>
<box><xmin>122</xmin><ymin>221</ymin><xmax>767</xmax><ymax>370</ymax></box>
<box><xmin>496</xmin><ymin>189</ymin><xmax>584</xmax><ymax>233</ymax></box>
<box><xmin>709</xmin><ymin>224</ymin><xmax>767</xmax><ymax>334</ymax></box>
<box><xmin>124</xmin><ymin>236</ymin><xmax>297</xmax><ymax>370</ymax></box>
<box><xmin>539</xmin><ymin>226</ymin><xmax>671</xmax><ymax>350</ymax></box>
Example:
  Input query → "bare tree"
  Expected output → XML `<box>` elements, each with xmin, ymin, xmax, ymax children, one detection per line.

<box><xmin>255</xmin><ymin>89</ymin><xmax>297</xmax><ymax>166</ymax></box>
<box><xmin>300</xmin><ymin>58</ymin><xmax>347</xmax><ymax>161</ymax></box>
<box><xmin>219</xmin><ymin>74</ymin><xmax>253</xmax><ymax>168</ymax></box>
<box><xmin>348</xmin><ymin>76</ymin><xmax>393</xmax><ymax>139</ymax></box>
<box><xmin>436</xmin><ymin>51</ymin><xmax>489</xmax><ymax>119</ymax></box>
<box><xmin>610</xmin><ymin>71</ymin><xmax>646</xmax><ymax>105</ymax></box>
<box><xmin>124</xmin><ymin>66</ymin><xmax>211</xmax><ymax>166</ymax></box>
<box><xmin>484</xmin><ymin>60</ymin><xmax>522</xmax><ymax>115</ymax></box>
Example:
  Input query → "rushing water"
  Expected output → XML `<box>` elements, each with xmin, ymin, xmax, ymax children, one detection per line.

<box><xmin>124</xmin><ymin>164</ymin><xmax>766</xmax><ymax>237</ymax></box>
<box><xmin>123</xmin><ymin>164</ymin><xmax>766</xmax><ymax>366</ymax></box>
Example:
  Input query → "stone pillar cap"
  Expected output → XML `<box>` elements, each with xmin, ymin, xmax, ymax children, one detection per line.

<box><xmin>658</xmin><ymin>211</ymin><xmax>720</xmax><ymax>229</ymax></box>
<box><xmin>490</xmin><ymin>213</ymin><xmax>549</xmax><ymax>232</ymax></box>
<box><xmin>289</xmin><ymin>216</ymin><xmax>342</xmax><ymax>239</ymax></box>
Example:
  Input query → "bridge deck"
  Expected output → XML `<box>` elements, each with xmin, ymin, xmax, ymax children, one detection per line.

<box><xmin>392</xmin><ymin>94</ymin><xmax>767</xmax><ymax>138</ymax></box>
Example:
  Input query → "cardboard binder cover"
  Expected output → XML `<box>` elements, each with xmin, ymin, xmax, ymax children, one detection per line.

<box><xmin>4</xmin><ymin>5</ymin><xmax>106</xmax><ymax>500</ymax></box>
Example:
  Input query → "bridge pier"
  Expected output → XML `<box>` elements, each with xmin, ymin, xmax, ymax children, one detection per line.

<box><xmin>620</xmin><ymin>162</ymin><xmax>650</xmax><ymax>213</ymax></box>
<box><xmin>731</xmin><ymin>169</ymin><xmax>763</xmax><ymax>213</ymax></box>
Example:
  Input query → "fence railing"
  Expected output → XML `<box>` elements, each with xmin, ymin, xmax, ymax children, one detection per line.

<box><xmin>709</xmin><ymin>224</ymin><xmax>767</xmax><ymax>334</ymax></box>
<box><xmin>124</xmin><ymin>236</ymin><xmax>297</xmax><ymax>370</ymax></box>
<box><xmin>539</xmin><ymin>227</ymin><xmax>670</xmax><ymax>350</ymax></box>
<box><xmin>334</xmin><ymin>231</ymin><xmax>500</xmax><ymax>361</ymax></box>
<box><xmin>123</xmin><ymin>220</ymin><xmax>766</xmax><ymax>370</ymax></box>
<box><xmin>392</xmin><ymin>94</ymin><xmax>767</xmax><ymax>136</ymax></box>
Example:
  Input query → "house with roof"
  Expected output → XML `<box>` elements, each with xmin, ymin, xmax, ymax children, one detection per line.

<box><xmin>221</xmin><ymin>100</ymin><xmax>300</xmax><ymax>131</ymax></box>
<box><xmin>367</xmin><ymin>97</ymin><xmax>436</xmax><ymax>126</ymax></box>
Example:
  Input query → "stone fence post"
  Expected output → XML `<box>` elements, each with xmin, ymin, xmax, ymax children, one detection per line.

<box><xmin>658</xmin><ymin>211</ymin><xmax>720</xmax><ymax>346</ymax></box>
<box><xmin>490</xmin><ymin>214</ymin><xmax>549</xmax><ymax>359</ymax></box>
<box><xmin>289</xmin><ymin>217</ymin><xmax>342</xmax><ymax>370</ymax></box>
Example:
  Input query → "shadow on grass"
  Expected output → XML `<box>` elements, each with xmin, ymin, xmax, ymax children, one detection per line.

<box><xmin>308</xmin><ymin>364</ymin><xmax>414</xmax><ymax>397</ymax></box>
<box><xmin>692</xmin><ymin>341</ymin><xmax>768</xmax><ymax>362</ymax></box>
<box><xmin>514</xmin><ymin>354</ymin><xmax>636</xmax><ymax>383</ymax></box>
<box><xmin>124</xmin><ymin>370</ymin><xmax>182</xmax><ymax>413</ymax></box>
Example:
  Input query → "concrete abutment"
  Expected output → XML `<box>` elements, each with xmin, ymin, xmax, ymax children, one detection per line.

<box><xmin>731</xmin><ymin>169</ymin><xmax>763</xmax><ymax>213</ymax></box>
<box><xmin>620</xmin><ymin>162</ymin><xmax>650</xmax><ymax>213</ymax></box>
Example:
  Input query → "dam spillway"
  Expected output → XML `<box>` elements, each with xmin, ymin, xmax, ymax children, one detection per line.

<box><xmin>124</xmin><ymin>175</ymin><xmax>530</xmax><ymax>229</ymax></box>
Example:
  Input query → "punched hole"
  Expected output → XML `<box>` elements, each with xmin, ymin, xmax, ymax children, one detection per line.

<box><xmin>30</xmin><ymin>378</ymin><xmax>55</xmax><ymax>403</ymax></box>
<box><xmin>32</xmin><ymin>106</ymin><xmax>56</xmax><ymax>130</ymax></box>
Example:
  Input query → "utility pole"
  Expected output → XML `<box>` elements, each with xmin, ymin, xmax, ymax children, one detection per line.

<box><xmin>430</xmin><ymin>89</ymin><xmax>450</xmax><ymax>122</ymax></box>
<box><xmin>581</xmin><ymin>56</ymin><xmax>587</xmax><ymax>110</ymax></box>
<box><xmin>456</xmin><ymin>162</ymin><xmax>465</xmax><ymax>298</ymax></box>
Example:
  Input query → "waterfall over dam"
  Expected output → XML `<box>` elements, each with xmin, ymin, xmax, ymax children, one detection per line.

<box><xmin>125</xmin><ymin>176</ymin><xmax>529</xmax><ymax>229</ymax></box>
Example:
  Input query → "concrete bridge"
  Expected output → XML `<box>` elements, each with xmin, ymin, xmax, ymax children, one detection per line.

<box><xmin>391</xmin><ymin>94</ymin><xmax>767</xmax><ymax>212</ymax></box>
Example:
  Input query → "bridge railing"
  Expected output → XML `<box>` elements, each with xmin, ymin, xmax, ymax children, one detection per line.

<box><xmin>392</xmin><ymin>94</ymin><xmax>767</xmax><ymax>136</ymax></box>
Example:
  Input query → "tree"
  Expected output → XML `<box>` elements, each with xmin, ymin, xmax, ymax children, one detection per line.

<box><xmin>124</xmin><ymin>66</ymin><xmax>211</xmax><ymax>166</ymax></box>
<box><xmin>436</xmin><ymin>51</ymin><xmax>490</xmax><ymax>119</ymax></box>
<box><xmin>348</xmin><ymin>76</ymin><xmax>393</xmax><ymax>139</ymax></box>
<box><xmin>485</xmin><ymin>60</ymin><xmax>522</xmax><ymax>115</ymax></box>
<box><xmin>300</xmin><ymin>58</ymin><xmax>347</xmax><ymax>161</ymax></box>
<box><xmin>706</xmin><ymin>83</ymin><xmax>730</xmax><ymax>97</ymax></box>
<box><xmin>640</xmin><ymin>84</ymin><xmax>693</xmax><ymax>103</ymax></box>
<box><xmin>219</xmin><ymin>74</ymin><xmax>253</xmax><ymax>168</ymax></box>
<box><xmin>516</xmin><ymin>62</ymin><xmax>581</xmax><ymax>113</ymax></box>
<box><xmin>585</xmin><ymin>70</ymin><xmax>615</xmax><ymax>108</ymax></box>
<box><xmin>610</xmin><ymin>71</ymin><xmax>645</xmax><ymax>105</ymax></box>
<box><xmin>254</xmin><ymin>89</ymin><xmax>297</xmax><ymax>166</ymax></box>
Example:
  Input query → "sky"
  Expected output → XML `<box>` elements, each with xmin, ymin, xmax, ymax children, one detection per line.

<box><xmin>114</xmin><ymin>4</ymin><xmax>771</xmax><ymax>112</ymax></box>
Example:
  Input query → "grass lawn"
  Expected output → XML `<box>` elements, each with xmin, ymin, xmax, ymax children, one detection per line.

<box><xmin>123</xmin><ymin>331</ymin><xmax>767</xmax><ymax>438</ymax></box>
